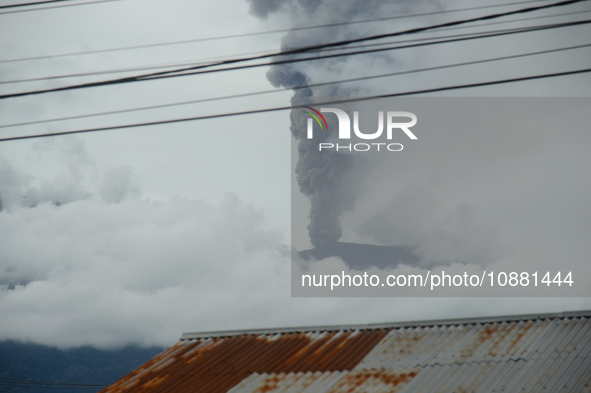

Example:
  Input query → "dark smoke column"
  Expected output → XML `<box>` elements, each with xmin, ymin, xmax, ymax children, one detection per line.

<box><xmin>260</xmin><ymin>2</ymin><xmax>359</xmax><ymax>247</ymax></box>
<box><xmin>290</xmin><ymin>103</ymin><xmax>354</xmax><ymax>247</ymax></box>
<box><xmin>247</xmin><ymin>0</ymin><xmax>432</xmax><ymax>246</ymax></box>
<box><xmin>260</xmin><ymin>46</ymin><xmax>356</xmax><ymax>246</ymax></box>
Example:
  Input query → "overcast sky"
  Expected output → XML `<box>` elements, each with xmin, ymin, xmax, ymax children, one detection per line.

<box><xmin>0</xmin><ymin>0</ymin><xmax>590</xmax><ymax>350</ymax></box>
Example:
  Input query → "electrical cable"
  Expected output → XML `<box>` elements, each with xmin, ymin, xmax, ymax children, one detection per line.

<box><xmin>421</xmin><ymin>8</ymin><xmax>589</xmax><ymax>33</ymax></box>
<box><xmin>0</xmin><ymin>0</ymin><xmax>119</xmax><ymax>15</ymax></box>
<box><xmin>3</xmin><ymin>7</ymin><xmax>589</xmax><ymax>87</ymax></box>
<box><xmin>2</xmin><ymin>18</ymin><xmax>589</xmax><ymax>100</ymax></box>
<box><xmin>1</xmin><ymin>66</ymin><xmax>589</xmax><ymax>142</ymax></box>
<box><xmin>115</xmin><ymin>0</ymin><xmax>591</xmax><ymax>80</ymax></box>
<box><xmin>0</xmin><ymin>49</ymin><xmax>280</xmax><ymax>85</ymax></box>
<box><xmin>0</xmin><ymin>0</ymin><xmax>552</xmax><ymax>63</ymax></box>
<box><xmin>0</xmin><ymin>0</ymin><xmax>76</xmax><ymax>9</ymax></box>
<box><xmin>2</xmin><ymin>42</ymin><xmax>588</xmax><ymax>130</ymax></box>
<box><xmin>279</xmin><ymin>16</ymin><xmax>591</xmax><ymax>60</ymax></box>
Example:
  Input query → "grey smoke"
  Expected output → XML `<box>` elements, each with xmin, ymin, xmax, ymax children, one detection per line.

<box><xmin>295</xmin><ymin>133</ymin><xmax>354</xmax><ymax>246</ymax></box>
<box><xmin>247</xmin><ymin>0</ymin><xmax>289</xmax><ymax>19</ymax></box>
<box><xmin>246</xmin><ymin>0</ymin><xmax>321</xmax><ymax>19</ymax></box>
<box><xmin>254</xmin><ymin>0</ymin><xmax>436</xmax><ymax>247</ymax></box>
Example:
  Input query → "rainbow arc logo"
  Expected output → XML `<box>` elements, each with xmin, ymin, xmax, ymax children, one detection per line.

<box><xmin>303</xmin><ymin>107</ymin><xmax>328</xmax><ymax>138</ymax></box>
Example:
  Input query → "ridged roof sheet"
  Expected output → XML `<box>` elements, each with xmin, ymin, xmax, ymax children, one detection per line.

<box><xmin>101</xmin><ymin>310</ymin><xmax>591</xmax><ymax>393</ymax></box>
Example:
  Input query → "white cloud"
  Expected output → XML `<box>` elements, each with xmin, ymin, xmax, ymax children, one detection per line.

<box><xmin>3</xmin><ymin>143</ymin><xmax>587</xmax><ymax>350</ymax></box>
<box><xmin>0</xmin><ymin>164</ymin><xmax>288</xmax><ymax>348</ymax></box>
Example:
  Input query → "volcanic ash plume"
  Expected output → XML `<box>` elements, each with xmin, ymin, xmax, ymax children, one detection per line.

<box><xmin>291</xmin><ymin>114</ymin><xmax>354</xmax><ymax>247</ymax></box>
<box><xmin>251</xmin><ymin>0</ymin><xmax>434</xmax><ymax>247</ymax></box>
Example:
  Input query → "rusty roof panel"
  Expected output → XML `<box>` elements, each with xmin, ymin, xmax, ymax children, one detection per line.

<box><xmin>100</xmin><ymin>329</ymin><xmax>389</xmax><ymax>393</ymax></box>
<box><xmin>390</xmin><ymin>355</ymin><xmax>591</xmax><ymax>393</ymax></box>
<box><xmin>101</xmin><ymin>311</ymin><xmax>591</xmax><ymax>393</ymax></box>
<box><xmin>326</xmin><ymin>367</ymin><xmax>420</xmax><ymax>393</ymax></box>
<box><xmin>226</xmin><ymin>367</ymin><xmax>422</xmax><ymax>393</ymax></box>
<box><xmin>227</xmin><ymin>371</ymin><xmax>347</xmax><ymax>393</ymax></box>
<box><xmin>355</xmin><ymin>316</ymin><xmax>591</xmax><ymax>371</ymax></box>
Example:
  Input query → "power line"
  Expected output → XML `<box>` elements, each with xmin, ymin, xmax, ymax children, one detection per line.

<box><xmin>283</xmin><ymin>16</ymin><xmax>591</xmax><ymax>60</ymax></box>
<box><xmin>2</xmin><ymin>42</ymin><xmax>588</xmax><ymax>130</ymax></box>
<box><xmin>2</xmin><ymin>18</ymin><xmax>589</xmax><ymax>100</ymax></box>
<box><xmin>152</xmin><ymin>0</ymin><xmax>588</xmax><ymax>78</ymax></box>
<box><xmin>0</xmin><ymin>0</ymin><xmax>76</xmax><ymax>9</ymax></box>
<box><xmin>1</xmin><ymin>67</ymin><xmax>589</xmax><ymax>143</ymax></box>
<box><xmin>0</xmin><ymin>0</ymin><xmax>552</xmax><ymax>63</ymax></box>
<box><xmin>426</xmin><ymin>8</ymin><xmax>589</xmax><ymax>33</ymax></box>
<box><xmin>0</xmin><ymin>0</ymin><xmax>119</xmax><ymax>14</ymax></box>
<box><xmin>2</xmin><ymin>0</ymin><xmax>587</xmax><ymax>97</ymax></box>
<box><xmin>0</xmin><ymin>49</ymin><xmax>280</xmax><ymax>85</ymax></box>
<box><xmin>3</xmin><ymin>7</ymin><xmax>588</xmax><ymax>87</ymax></box>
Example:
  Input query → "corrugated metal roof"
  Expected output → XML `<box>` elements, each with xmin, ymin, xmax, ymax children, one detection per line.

<box><xmin>101</xmin><ymin>310</ymin><xmax>591</xmax><ymax>393</ymax></box>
